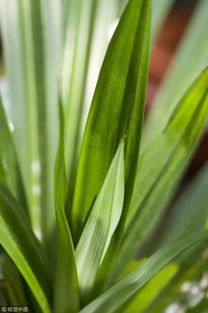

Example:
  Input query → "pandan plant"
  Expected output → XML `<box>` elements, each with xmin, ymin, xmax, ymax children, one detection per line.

<box><xmin>0</xmin><ymin>0</ymin><xmax>208</xmax><ymax>312</ymax></box>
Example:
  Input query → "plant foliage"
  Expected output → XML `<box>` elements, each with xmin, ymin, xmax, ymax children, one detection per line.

<box><xmin>0</xmin><ymin>0</ymin><xmax>208</xmax><ymax>312</ymax></box>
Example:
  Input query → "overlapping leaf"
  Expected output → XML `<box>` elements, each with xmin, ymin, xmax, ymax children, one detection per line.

<box><xmin>0</xmin><ymin>95</ymin><xmax>28</xmax><ymax>214</ymax></box>
<box><xmin>121</xmin><ymin>264</ymin><xmax>177</xmax><ymax>313</ymax></box>
<box><xmin>108</xmin><ymin>68</ymin><xmax>208</xmax><ymax>281</ymax></box>
<box><xmin>75</xmin><ymin>142</ymin><xmax>124</xmax><ymax>301</ymax></box>
<box><xmin>0</xmin><ymin>0</ymin><xmax>62</xmax><ymax>242</ymax></box>
<box><xmin>72</xmin><ymin>0</ymin><xmax>151</xmax><ymax>237</ymax></box>
<box><xmin>53</xmin><ymin>102</ymin><xmax>79</xmax><ymax>313</ymax></box>
<box><xmin>155</xmin><ymin>162</ymin><xmax>208</xmax><ymax>249</ymax></box>
<box><xmin>79</xmin><ymin>230</ymin><xmax>208</xmax><ymax>313</ymax></box>
<box><xmin>144</xmin><ymin>0</ymin><xmax>208</xmax><ymax>146</ymax></box>
<box><xmin>0</xmin><ymin>183</ymin><xmax>52</xmax><ymax>312</ymax></box>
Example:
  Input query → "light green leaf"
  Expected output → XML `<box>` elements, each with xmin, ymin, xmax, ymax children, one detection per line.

<box><xmin>144</xmin><ymin>0</ymin><xmax>208</xmax><ymax>146</ymax></box>
<box><xmin>79</xmin><ymin>230</ymin><xmax>208</xmax><ymax>313</ymax></box>
<box><xmin>0</xmin><ymin>183</ymin><xmax>52</xmax><ymax>312</ymax></box>
<box><xmin>0</xmin><ymin>0</ymin><xmax>34</xmax><ymax>213</ymax></box>
<box><xmin>146</xmin><ymin>245</ymin><xmax>208</xmax><ymax>313</ymax></box>
<box><xmin>76</xmin><ymin>142</ymin><xmax>124</xmax><ymax>301</ymax></box>
<box><xmin>122</xmin><ymin>264</ymin><xmax>178</xmax><ymax>313</ymax></box>
<box><xmin>0</xmin><ymin>219</ymin><xmax>52</xmax><ymax>313</ymax></box>
<box><xmin>39</xmin><ymin>0</ymin><xmax>63</xmax><ymax>244</ymax></box>
<box><xmin>72</xmin><ymin>0</ymin><xmax>151</xmax><ymax>237</ymax></box>
<box><xmin>0</xmin><ymin>0</ymin><xmax>62</xmax><ymax>243</ymax></box>
<box><xmin>63</xmin><ymin>0</ymin><xmax>99</xmax><ymax>189</ymax></box>
<box><xmin>109</xmin><ymin>68</ymin><xmax>208</xmax><ymax>280</ymax></box>
<box><xmin>155</xmin><ymin>162</ymin><xmax>208</xmax><ymax>249</ymax></box>
<box><xmin>53</xmin><ymin>102</ymin><xmax>79</xmax><ymax>313</ymax></box>
<box><xmin>0</xmin><ymin>94</ymin><xmax>28</xmax><ymax>214</ymax></box>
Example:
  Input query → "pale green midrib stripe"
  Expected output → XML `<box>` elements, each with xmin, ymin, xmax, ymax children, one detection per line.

<box><xmin>67</xmin><ymin>0</ymin><xmax>99</xmax><ymax>201</ymax></box>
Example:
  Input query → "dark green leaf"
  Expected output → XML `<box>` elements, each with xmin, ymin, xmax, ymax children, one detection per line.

<box><xmin>0</xmin><ymin>183</ymin><xmax>52</xmax><ymax>312</ymax></box>
<box><xmin>53</xmin><ymin>102</ymin><xmax>80</xmax><ymax>313</ymax></box>
<box><xmin>72</xmin><ymin>0</ymin><xmax>151</xmax><ymax>238</ymax></box>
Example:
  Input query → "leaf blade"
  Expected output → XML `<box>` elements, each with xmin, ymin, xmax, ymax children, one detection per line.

<box><xmin>79</xmin><ymin>230</ymin><xmax>208</xmax><ymax>313</ymax></box>
<box><xmin>72</xmin><ymin>0</ymin><xmax>151</xmax><ymax>237</ymax></box>
<box><xmin>75</xmin><ymin>142</ymin><xmax>124</xmax><ymax>301</ymax></box>
<box><xmin>0</xmin><ymin>183</ymin><xmax>52</xmax><ymax>297</ymax></box>
<box><xmin>110</xmin><ymin>68</ymin><xmax>208</xmax><ymax>280</ymax></box>
<box><xmin>0</xmin><ymin>217</ymin><xmax>52</xmax><ymax>313</ymax></box>
<box><xmin>144</xmin><ymin>0</ymin><xmax>208</xmax><ymax>146</ymax></box>
<box><xmin>53</xmin><ymin>102</ymin><xmax>80</xmax><ymax>313</ymax></box>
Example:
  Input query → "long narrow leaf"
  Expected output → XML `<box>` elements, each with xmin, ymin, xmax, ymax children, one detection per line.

<box><xmin>53</xmin><ymin>102</ymin><xmax>79</xmax><ymax>313</ymax></box>
<box><xmin>0</xmin><ymin>183</ymin><xmax>52</xmax><ymax>298</ymax></box>
<box><xmin>0</xmin><ymin>217</ymin><xmax>52</xmax><ymax>313</ymax></box>
<box><xmin>122</xmin><ymin>264</ymin><xmax>177</xmax><ymax>313</ymax></box>
<box><xmin>1</xmin><ymin>255</ymin><xmax>28</xmax><ymax>306</ymax></box>
<box><xmin>63</xmin><ymin>0</ymin><xmax>98</xmax><ymax>187</ymax></box>
<box><xmin>109</xmin><ymin>68</ymin><xmax>208</xmax><ymax>280</ymax></box>
<box><xmin>144</xmin><ymin>0</ymin><xmax>208</xmax><ymax>146</ymax></box>
<box><xmin>79</xmin><ymin>230</ymin><xmax>208</xmax><ymax>313</ymax></box>
<box><xmin>0</xmin><ymin>0</ymin><xmax>34</xmax><ymax>214</ymax></box>
<box><xmin>75</xmin><ymin>142</ymin><xmax>124</xmax><ymax>301</ymax></box>
<box><xmin>39</xmin><ymin>0</ymin><xmax>63</xmax><ymax>244</ymax></box>
<box><xmin>0</xmin><ymin>94</ymin><xmax>28</xmax><ymax>214</ymax></box>
<box><xmin>72</xmin><ymin>0</ymin><xmax>151</xmax><ymax>237</ymax></box>
<box><xmin>155</xmin><ymin>162</ymin><xmax>208</xmax><ymax>249</ymax></box>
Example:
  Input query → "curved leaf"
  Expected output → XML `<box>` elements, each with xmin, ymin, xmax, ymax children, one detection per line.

<box><xmin>79</xmin><ymin>230</ymin><xmax>208</xmax><ymax>313</ymax></box>
<box><xmin>144</xmin><ymin>0</ymin><xmax>208</xmax><ymax>146</ymax></box>
<box><xmin>0</xmin><ymin>217</ymin><xmax>52</xmax><ymax>313</ymax></box>
<box><xmin>0</xmin><ymin>183</ymin><xmax>52</xmax><ymax>302</ymax></box>
<box><xmin>109</xmin><ymin>68</ymin><xmax>208</xmax><ymax>280</ymax></box>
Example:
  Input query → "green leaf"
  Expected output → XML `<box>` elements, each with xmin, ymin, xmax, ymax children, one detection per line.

<box><xmin>0</xmin><ymin>0</ymin><xmax>34</xmax><ymax>214</ymax></box>
<box><xmin>146</xmin><ymin>245</ymin><xmax>208</xmax><ymax>313</ymax></box>
<box><xmin>79</xmin><ymin>230</ymin><xmax>208</xmax><ymax>313</ymax></box>
<box><xmin>122</xmin><ymin>264</ymin><xmax>178</xmax><ymax>313</ymax></box>
<box><xmin>144</xmin><ymin>0</ymin><xmax>208</xmax><ymax>147</ymax></box>
<box><xmin>0</xmin><ymin>183</ymin><xmax>52</xmax><ymax>312</ymax></box>
<box><xmin>0</xmin><ymin>94</ymin><xmax>28</xmax><ymax>214</ymax></box>
<box><xmin>1</xmin><ymin>255</ymin><xmax>28</xmax><ymax>306</ymax></box>
<box><xmin>63</xmin><ymin>0</ymin><xmax>99</xmax><ymax>188</ymax></box>
<box><xmin>39</xmin><ymin>0</ymin><xmax>64</xmax><ymax>245</ymax></box>
<box><xmin>109</xmin><ymin>68</ymin><xmax>208</xmax><ymax>280</ymax></box>
<box><xmin>72</xmin><ymin>0</ymin><xmax>151</xmax><ymax>237</ymax></box>
<box><xmin>155</xmin><ymin>162</ymin><xmax>208</xmax><ymax>249</ymax></box>
<box><xmin>0</xmin><ymin>0</ymin><xmax>62</xmax><ymax>243</ymax></box>
<box><xmin>53</xmin><ymin>102</ymin><xmax>79</xmax><ymax>313</ymax></box>
<box><xmin>75</xmin><ymin>142</ymin><xmax>124</xmax><ymax>302</ymax></box>
<box><xmin>0</xmin><ymin>219</ymin><xmax>52</xmax><ymax>313</ymax></box>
